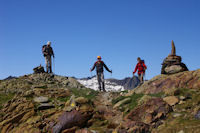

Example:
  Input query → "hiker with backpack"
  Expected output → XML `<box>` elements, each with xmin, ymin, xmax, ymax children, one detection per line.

<box><xmin>90</xmin><ymin>56</ymin><xmax>112</xmax><ymax>92</ymax></box>
<box><xmin>133</xmin><ymin>57</ymin><xmax>147</xmax><ymax>84</ymax></box>
<box><xmin>42</xmin><ymin>41</ymin><xmax>55</xmax><ymax>73</ymax></box>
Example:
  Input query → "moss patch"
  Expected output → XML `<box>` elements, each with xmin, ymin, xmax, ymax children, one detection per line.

<box><xmin>69</xmin><ymin>88</ymin><xmax>99</xmax><ymax>100</ymax></box>
<box><xmin>0</xmin><ymin>93</ymin><xmax>15</xmax><ymax>109</ymax></box>
<box><xmin>112</xmin><ymin>93</ymin><xmax>144</xmax><ymax>115</ymax></box>
<box><xmin>149</xmin><ymin>92</ymin><xmax>165</xmax><ymax>98</ymax></box>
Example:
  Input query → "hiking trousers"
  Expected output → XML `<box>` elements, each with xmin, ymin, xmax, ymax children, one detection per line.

<box><xmin>97</xmin><ymin>72</ymin><xmax>105</xmax><ymax>91</ymax></box>
<box><xmin>45</xmin><ymin>55</ymin><xmax>52</xmax><ymax>73</ymax></box>
<box><xmin>138</xmin><ymin>72</ymin><xmax>144</xmax><ymax>84</ymax></box>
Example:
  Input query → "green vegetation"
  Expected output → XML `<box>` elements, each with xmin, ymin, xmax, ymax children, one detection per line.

<box><xmin>69</xmin><ymin>88</ymin><xmax>99</xmax><ymax>100</ymax></box>
<box><xmin>112</xmin><ymin>95</ymin><xmax>127</xmax><ymax>105</ymax></box>
<box><xmin>149</xmin><ymin>92</ymin><xmax>165</xmax><ymax>98</ymax></box>
<box><xmin>0</xmin><ymin>93</ymin><xmax>15</xmax><ymax>109</ymax></box>
<box><xmin>112</xmin><ymin>93</ymin><xmax>144</xmax><ymax>115</ymax></box>
<box><xmin>153</xmin><ymin>88</ymin><xmax>200</xmax><ymax>132</ymax></box>
<box><xmin>154</xmin><ymin>112</ymin><xmax>200</xmax><ymax>133</ymax></box>
<box><xmin>34</xmin><ymin>85</ymin><xmax>48</xmax><ymax>89</ymax></box>
<box><xmin>57</xmin><ymin>96</ymin><xmax>70</xmax><ymax>102</ymax></box>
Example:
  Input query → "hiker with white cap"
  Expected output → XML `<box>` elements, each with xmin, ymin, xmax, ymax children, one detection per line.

<box><xmin>42</xmin><ymin>41</ymin><xmax>55</xmax><ymax>73</ymax></box>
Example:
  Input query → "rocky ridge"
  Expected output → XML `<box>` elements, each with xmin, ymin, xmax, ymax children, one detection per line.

<box><xmin>0</xmin><ymin>69</ymin><xmax>200</xmax><ymax>133</ymax></box>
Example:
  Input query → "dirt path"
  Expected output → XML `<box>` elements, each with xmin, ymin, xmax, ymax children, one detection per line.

<box><xmin>93</xmin><ymin>92</ymin><xmax>124</xmax><ymax>126</ymax></box>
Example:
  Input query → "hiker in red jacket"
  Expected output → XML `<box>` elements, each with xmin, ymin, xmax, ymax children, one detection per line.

<box><xmin>133</xmin><ymin>57</ymin><xmax>147</xmax><ymax>84</ymax></box>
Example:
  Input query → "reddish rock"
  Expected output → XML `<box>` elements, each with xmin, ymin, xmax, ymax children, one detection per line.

<box><xmin>163</xmin><ymin>96</ymin><xmax>179</xmax><ymax>106</ymax></box>
<box><xmin>62</xmin><ymin>126</ymin><xmax>79</xmax><ymax>133</ymax></box>
<box><xmin>51</xmin><ymin>110</ymin><xmax>93</xmax><ymax>133</ymax></box>
<box><xmin>75</xmin><ymin>129</ymin><xmax>92</xmax><ymax>133</ymax></box>
<box><xmin>124</xmin><ymin>121</ymin><xmax>150</xmax><ymax>133</ymax></box>
<box><xmin>125</xmin><ymin>98</ymin><xmax>172</xmax><ymax>126</ymax></box>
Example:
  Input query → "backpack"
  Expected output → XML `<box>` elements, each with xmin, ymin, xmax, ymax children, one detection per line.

<box><xmin>139</xmin><ymin>60</ymin><xmax>146</xmax><ymax>72</ymax></box>
<box><xmin>42</xmin><ymin>45</ymin><xmax>47</xmax><ymax>56</ymax></box>
<box><xmin>141</xmin><ymin>60</ymin><xmax>145</xmax><ymax>64</ymax></box>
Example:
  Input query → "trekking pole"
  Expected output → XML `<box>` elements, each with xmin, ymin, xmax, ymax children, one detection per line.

<box><xmin>53</xmin><ymin>57</ymin><xmax>55</xmax><ymax>74</ymax></box>
<box><xmin>90</xmin><ymin>71</ymin><xmax>93</xmax><ymax>78</ymax></box>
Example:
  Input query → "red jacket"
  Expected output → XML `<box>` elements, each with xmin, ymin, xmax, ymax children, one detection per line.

<box><xmin>133</xmin><ymin>61</ymin><xmax>147</xmax><ymax>75</ymax></box>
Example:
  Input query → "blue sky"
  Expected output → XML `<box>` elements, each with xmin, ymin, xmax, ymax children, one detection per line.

<box><xmin>0</xmin><ymin>0</ymin><xmax>200</xmax><ymax>80</ymax></box>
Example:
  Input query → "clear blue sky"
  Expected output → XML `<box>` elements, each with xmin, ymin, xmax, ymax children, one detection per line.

<box><xmin>0</xmin><ymin>0</ymin><xmax>200</xmax><ymax>80</ymax></box>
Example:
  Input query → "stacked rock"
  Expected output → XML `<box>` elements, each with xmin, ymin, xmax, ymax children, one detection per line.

<box><xmin>161</xmin><ymin>40</ymin><xmax>188</xmax><ymax>74</ymax></box>
<box><xmin>33</xmin><ymin>64</ymin><xmax>45</xmax><ymax>74</ymax></box>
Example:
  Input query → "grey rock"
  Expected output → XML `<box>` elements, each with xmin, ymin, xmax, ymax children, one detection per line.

<box><xmin>173</xmin><ymin>113</ymin><xmax>182</xmax><ymax>117</ymax></box>
<box><xmin>195</xmin><ymin>110</ymin><xmax>200</xmax><ymax>120</ymax></box>
<box><xmin>179</xmin><ymin>96</ymin><xmax>186</xmax><ymax>100</ymax></box>
<box><xmin>113</xmin><ymin>98</ymin><xmax>131</xmax><ymax>109</ymax></box>
<box><xmin>165</xmin><ymin>65</ymin><xmax>183</xmax><ymax>74</ymax></box>
<box><xmin>38</xmin><ymin>103</ymin><xmax>55</xmax><ymax>110</ymax></box>
<box><xmin>34</xmin><ymin>96</ymin><xmax>49</xmax><ymax>103</ymax></box>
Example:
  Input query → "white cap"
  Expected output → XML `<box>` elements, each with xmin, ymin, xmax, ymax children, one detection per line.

<box><xmin>47</xmin><ymin>41</ymin><xmax>51</xmax><ymax>45</ymax></box>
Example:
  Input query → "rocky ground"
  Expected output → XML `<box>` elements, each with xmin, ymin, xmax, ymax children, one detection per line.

<box><xmin>0</xmin><ymin>70</ymin><xmax>200</xmax><ymax>133</ymax></box>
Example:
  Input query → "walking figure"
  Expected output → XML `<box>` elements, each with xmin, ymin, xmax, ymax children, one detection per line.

<box><xmin>42</xmin><ymin>41</ymin><xmax>55</xmax><ymax>73</ymax></box>
<box><xmin>90</xmin><ymin>56</ymin><xmax>112</xmax><ymax>92</ymax></box>
<box><xmin>133</xmin><ymin>57</ymin><xmax>147</xmax><ymax>84</ymax></box>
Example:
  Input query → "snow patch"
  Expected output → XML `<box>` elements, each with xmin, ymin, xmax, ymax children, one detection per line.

<box><xmin>78</xmin><ymin>77</ymin><xmax>125</xmax><ymax>92</ymax></box>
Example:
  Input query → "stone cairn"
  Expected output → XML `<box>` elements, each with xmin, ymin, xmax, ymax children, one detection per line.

<box><xmin>161</xmin><ymin>40</ymin><xmax>188</xmax><ymax>74</ymax></box>
<box><xmin>33</xmin><ymin>64</ymin><xmax>45</xmax><ymax>74</ymax></box>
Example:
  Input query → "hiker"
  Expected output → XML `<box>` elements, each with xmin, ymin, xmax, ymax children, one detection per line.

<box><xmin>90</xmin><ymin>56</ymin><xmax>112</xmax><ymax>92</ymax></box>
<box><xmin>42</xmin><ymin>41</ymin><xmax>55</xmax><ymax>73</ymax></box>
<box><xmin>133</xmin><ymin>57</ymin><xmax>147</xmax><ymax>84</ymax></box>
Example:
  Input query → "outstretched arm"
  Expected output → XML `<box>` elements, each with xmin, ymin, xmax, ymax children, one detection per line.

<box><xmin>90</xmin><ymin>63</ymin><xmax>96</xmax><ymax>72</ymax></box>
<box><xmin>133</xmin><ymin>64</ymin><xmax>138</xmax><ymax>74</ymax></box>
<box><xmin>103</xmin><ymin>63</ymin><xmax>112</xmax><ymax>73</ymax></box>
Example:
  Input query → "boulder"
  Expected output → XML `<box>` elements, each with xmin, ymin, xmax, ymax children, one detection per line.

<box><xmin>138</xmin><ymin>95</ymin><xmax>152</xmax><ymax>106</ymax></box>
<box><xmin>75</xmin><ymin>97</ymin><xmax>89</xmax><ymax>104</ymax></box>
<box><xmin>34</xmin><ymin>96</ymin><xmax>49</xmax><ymax>103</ymax></box>
<box><xmin>75</xmin><ymin>129</ymin><xmax>93</xmax><ymax>133</ymax></box>
<box><xmin>38</xmin><ymin>103</ymin><xmax>55</xmax><ymax>110</ymax></box>
<box><xmin>113</xmin><ymin>98</ymin><xmax>131</xmax><ymax>109</ymax></box>
<box><xmin>163</xmin><ymin>96</ymin><xmax>179</xmax><ymax>106</ymax></box>
<box><xmin>125</xmin><ymin>121</ymin><xmax>150</xmax><ymax>133</ymax></box>
<box><xmin>125</xmin><ymin>98</ymin><xmax>172</xmax><ymax>126</ymax></box>
<box><xmin>51</xmin><ymin>110</ymin><xmax>93</xmax><ymax>133</ymax></box>
<box><xmin>165</xmin><ymin>65</ymin><xmax>184</xmax><ymax>74</ymax></box>
<box><xmin>195</xmin><ymin>110</ymin><xmax>200</xmax><ymax>120</ymax></box>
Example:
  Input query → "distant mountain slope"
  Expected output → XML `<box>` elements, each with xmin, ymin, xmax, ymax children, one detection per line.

<box><xmin>3</xmin><ymin>76</ymin><xmax>17</xmax><ymax>80</ymax></box>
<box><xmin>107</xmin><ymin>76</ymin><xmax>140</xmax><ymax>90</ymax></box>
<box><xmin>78</xmin><ymin>76</ymin><xmax>140</xmax><ymax>91</ymax></box>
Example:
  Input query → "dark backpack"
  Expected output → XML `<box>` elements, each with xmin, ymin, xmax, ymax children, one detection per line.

<box><xmin>42</xmin><ymin>45</ymin><xmax>47</xmax><ymax>56</ymax></box>
<box><xmin>140</xmin><ymin>60</ymin><xmax>146</xmax><ymax>71</ymax></box>
<box><xmin>141</xmin><ymin>60</ymin><xmax>145</xmax><ymax>64</ymax></box>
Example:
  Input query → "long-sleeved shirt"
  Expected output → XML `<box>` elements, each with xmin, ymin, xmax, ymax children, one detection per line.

<box><xmin>43</xmin><ymin>46</ymin><xmax>54</xmax><ymax>57</ymax></box>
<box><xmin>91</xmin><ymin>61</ymin><xmax>111</xmax><ymax>73</ymax></box>
<box><xmin>133</xmin><ymin>61</ymin><xmax>147</xmax><ymax>75</ymax></box>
